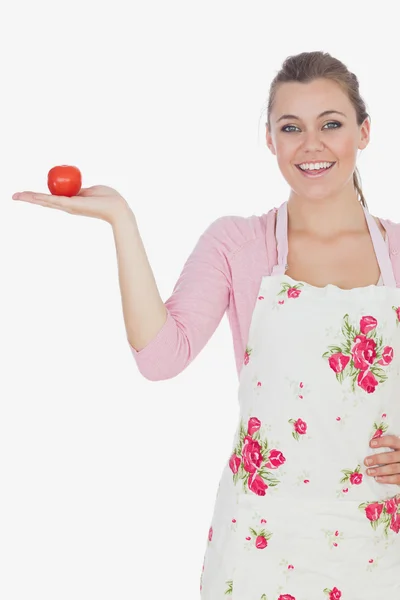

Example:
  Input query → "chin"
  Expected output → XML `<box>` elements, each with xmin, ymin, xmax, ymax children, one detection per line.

<box><xmin>290</xmin><ymin>181</ymin><xmax>333</xmax><ymax>197</ymax></box>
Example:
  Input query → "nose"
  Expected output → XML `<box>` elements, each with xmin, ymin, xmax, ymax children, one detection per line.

<box><xmin>303</xmin><ymin>130</ymin><xmax>325</xmax><ymax>153</ymax></box>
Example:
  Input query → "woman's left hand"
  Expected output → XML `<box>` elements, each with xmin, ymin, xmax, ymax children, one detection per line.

<box><xmin>364</xmin><ymin>435</ymin><xmax>400</xmax><ymax>484</ymax></box>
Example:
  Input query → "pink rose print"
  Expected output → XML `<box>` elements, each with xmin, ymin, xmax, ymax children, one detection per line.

<box><xmin>359</xmin><ymin>495</ymin><xmax>400</xmax><ymax>535</ymax></box>
<box><xmin>256</xmin><ymin>535</ymin><xmax>268</xmax><ymax>549</ymax></box>
<box><xmin>365</xmin><ymin>502</ymin><xmax>383</xmax><ymax>522</ymax></box>
<box><xmin>352</xmin><ymin>335</ymin><xmax>377</xmax><ymax>370</ymax></box>
<box><xmin>340</xmin><ymin>465</ymin><xmax>363</xmax><ymax>487</ymax></box>
<box><xmin>278</xmin><ymin>595</ymin><xmax>296</xmax><ymax>600</ymax></box>
<box><xmin>242</xmin><ymin>436</ymin><xmax>263</xmax><ymax>473</ymax></box>
<box><xmin>350</xmin><ymin>472</ymin><xmax>363</xmax><ymax>485</ymax></box>
<box><xmin>328</xmin><ymin>352</ymin><xmax>350</xmax><ymax>373</ymax></box>
<box><xmin>230</xmin><ymin>417</ymin><xmax>284</xmax><ymax>495</ymax></box>
<box><xmin>258</xmin><ymin>295</ymin><xmax>264</xmax><ymax>300</ymax></box>
<box><xmin>378</xmin><ymin>346</ymin><xmax>394</xmax><ymax>366</ymax></box>
<box><xmin>248</xmin><ymin>526</ymin><xmax>272</xmax><ymax>549</ymax></box>
<box><xmin>294</xmin><ymin>419</ymin><xmax>307</xmax><ymax>435</ymax></box>
<box><xmin>277</xmin><ymin>281</ymin><xmax>304</xmax><ymax>300</ymax></box>
<box><xmin>265</xmin><ymin>449</ymin><xmax>286</xmax><ymax>469</ymax></box>
<box><xmin>324</xmin><ymin>588</ymin><xmax>341</xmax><ymax>600</ymax></box>
<box><xmin>229</xmin><ymin>454</ymin><xmax>241</xmax><ymax>474</ymax></box>
<box><xmin>248</xmin><ymin>417</ymin><xmax>261</xmax><ymax>436</ymax></box>
<box><xmin>371</xmin><ymin>420</ymin><xmax>388</xmax><ymax>440</ymax></box>
<box><xmin>390</xmin><ymin>513</ymin><xmax>400</xmax><ymax>533</ymax></box>
<box><xmin>357</xmin><ymin>369</ymin><xmax>378</xmax><ymax>393</ymax></box>
<box><xmin>248</xmin><ymin>472</ymin><xmax>268</xmax><ymax>496</ymax></box>
<box><xmin>208</xmin><ymin>526</ymin><xmax>213</xmax><ymax>541</ymax></box>
<box><xmin>360</xmin><ymin>315</ymin><xmax>377</xmax><ymax>334</ymax></box>
<box><xmin>244</xmin><ymin>346</ymin><xmax>252</xmax><ymax>365</ymax></box>
<box><xmin>385</xmin><ymin>498</ymin><xmax>398</xmax><ymax>515</ymax></box>
<box><xmin>289</xmin><ymin>418</ymin><xmax>307</xmax><ymax>441</ymax></box>
<box><xmin>323</xmin><ymin>313</ymin><xmax>390</xmax><ymax>393</ymax></box>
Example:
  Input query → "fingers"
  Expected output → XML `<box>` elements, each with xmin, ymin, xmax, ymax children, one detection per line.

<box><xmin>365</xmin><ymin>450</ymin><xmax>400</xmax><ymax>466</ymax></box>
<box><xmin>14</xmin><ymin>191</ymin><xmax>58</xmax><ymax>202</ymax></box>
<box><xmin>365</xmin><ymin>433</ymin><xmax>400</xmax><ymax>483</ymax></box>
<box><xmin>370</xmin><ymin>434</ymin><xmax>400</xmax><ymax>450</ymax></box>
<box><xmin>365</xmin><ymin>454</ymin><xmax>400</xmax><ymax>481</ymax></box>
<box><xmin>365</xmin><ymin>435</ymin><xmax>400</xmax><ymax>484</ymax></box>
<box><xmin>366</xmin><ymin>469</ymin><xmax>400</xmax><ymax>484</ymax></box>
<box><xmin>365</xmin><ymin>464</ymin><xmax>400</xmax><ymax>483</ymax></box>
<box><xmin>13</xmin><ymin>191</ymin><xmax>79</xmax><ymax>213</ymax></box>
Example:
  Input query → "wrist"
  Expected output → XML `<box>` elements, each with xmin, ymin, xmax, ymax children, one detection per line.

<box><xmin>110</xmin><ymin>199</ymin><xmax>136</xmax><ymax>228</ymax></box>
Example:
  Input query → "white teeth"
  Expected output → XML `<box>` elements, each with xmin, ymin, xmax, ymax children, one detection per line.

<box><xmin>298</xmin><ymin>161</ymin><xmax>334</xmax><ymax>171</ymax></box>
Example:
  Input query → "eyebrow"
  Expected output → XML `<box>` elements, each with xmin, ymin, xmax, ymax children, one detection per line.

<box><xmin>276</xmin><ymin>110</ymin><xmax>347</xmax><ymax>123</ymax></box>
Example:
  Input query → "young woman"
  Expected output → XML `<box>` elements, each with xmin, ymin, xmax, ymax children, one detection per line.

<box><xmin>13</xmin><ymin>51</ymin><xmax>400</xmax><ymax>598</ymax></box>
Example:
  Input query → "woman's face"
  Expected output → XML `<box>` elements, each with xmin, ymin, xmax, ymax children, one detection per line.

<box><xmin>265</xmin><ymin>78</ymin><xmax>370</xmax><ymax>202</ymax></box>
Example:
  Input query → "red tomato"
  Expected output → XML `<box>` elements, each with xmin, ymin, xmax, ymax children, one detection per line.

<box><xmin>47</xmin><ymin>165</ymin><xmax>82</xmax><ymax>197</ymax></box>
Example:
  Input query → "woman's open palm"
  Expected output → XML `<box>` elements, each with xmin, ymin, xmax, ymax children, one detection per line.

<box><xmin>12</xmin><ymin>185</ymin><xmax>129</xmax><ymax>225</ymax></box>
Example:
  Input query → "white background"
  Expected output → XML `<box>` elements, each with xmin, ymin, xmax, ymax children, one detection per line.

<box><xmin>1</xmin><ymin>1</ymin><xmax>399</xmax><ymax>598</ymax></box>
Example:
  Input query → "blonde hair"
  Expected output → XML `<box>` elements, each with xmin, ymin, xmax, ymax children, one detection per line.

<box><xmin>266</xmin><ymin>51</ymin><xmax>369</xmax><ymax>207</ymax></box>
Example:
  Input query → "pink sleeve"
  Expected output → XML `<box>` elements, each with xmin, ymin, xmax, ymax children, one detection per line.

<box><xmin>129</xmin><ymin>216</ymin><xmax>236</xmax><ymax>380</ymax></box>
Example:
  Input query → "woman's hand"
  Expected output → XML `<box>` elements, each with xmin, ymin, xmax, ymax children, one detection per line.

<box><xmin>365</xmin><ymin>435</ymin><xmax>400</xmax><ymax>484</ymax></box>
<box><xmin>12</xmin><ymin>185</ymin><xmax>130</xmax><ymax>225</ymax></box>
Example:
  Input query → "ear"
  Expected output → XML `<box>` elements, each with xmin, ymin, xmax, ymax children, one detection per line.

<box><xmin>265</xmin><ymin>123</ymin><xmax>276</xmax><ymax>155</ymax></box>
<box><xmin>358</xmin><ymin>117</ymin><xmax>370</xmax><ymax>150</ymax></box>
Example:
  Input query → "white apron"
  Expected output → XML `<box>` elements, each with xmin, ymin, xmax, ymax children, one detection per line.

<box><xmin>200</xmin><ymin>202</ymin><xmax>400</xmax><ymax>600</ymax></box>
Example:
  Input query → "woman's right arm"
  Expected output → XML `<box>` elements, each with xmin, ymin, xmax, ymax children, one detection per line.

<box><xmin>111</xmin><ymin>205</ymin><xmax>170</xmax><ymax>351</ymax></box>
<box><xmin>111</xmin><ymin>205</ymin><xmax>232</xmax><ymax>381</ymax></box>
<box><xmin>12</xmin><ymin>184</ymin><xmax>234</xmax><ymax>382</ymax></box>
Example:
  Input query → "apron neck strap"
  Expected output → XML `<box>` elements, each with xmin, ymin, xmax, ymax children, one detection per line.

<box><xmin>271</xmin><ymin>202</ymin><xmax>288</xmax><ymax>276</ymax></box>
<box><xmin>362</xmin><ymin>205</ymin><xmax>396</xmax><ymax>287</ymax></box>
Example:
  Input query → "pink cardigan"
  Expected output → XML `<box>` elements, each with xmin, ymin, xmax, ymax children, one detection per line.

<box><xmin>129</xmin><ymin>207</ymin><xmax>400</xmax><ymax>381</ymax></box>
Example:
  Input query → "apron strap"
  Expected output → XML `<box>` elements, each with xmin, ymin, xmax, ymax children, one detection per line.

<box><xmin>362</xmin><ymin>206</ymin><xmax>396</xmax><ymax>287</ymax></box>
<box><xmin>271</xmin><ymin>202</ymin><xmax>288</xmax><ymax>276</ymax></box>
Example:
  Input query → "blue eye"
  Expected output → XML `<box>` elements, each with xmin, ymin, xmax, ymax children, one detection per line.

<box><xmin>281</xmin><ymin>121</ymin><xmax>342</xmax><ymax>132</ymax></box>
<box><xmin>324</xmin><ymin>121</ymin><xmax>342</xmax><ymax>129</ymax></box>
<box><xmin>281</xmin><ymin>125</ymin><xmax>299</xmax><ymax>132</ymax></box>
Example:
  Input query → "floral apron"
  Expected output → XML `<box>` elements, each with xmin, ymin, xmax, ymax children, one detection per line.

<box><xmin>200</xmin><ymin>201</ymin><xmax>400</xmax><ymax>600</ymax></box>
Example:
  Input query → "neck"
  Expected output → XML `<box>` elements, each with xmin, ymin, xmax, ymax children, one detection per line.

<box><xmin>287</xmin><ymin>187</ymin><xmax>366</xmax><ymax>237</ymax></box>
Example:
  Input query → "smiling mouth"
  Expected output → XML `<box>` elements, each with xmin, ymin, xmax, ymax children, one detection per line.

<box><xmin>295</xmin><ymin>162</ymin><xmax>336</xmax><ymax>177</ymax></box>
